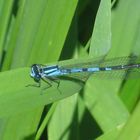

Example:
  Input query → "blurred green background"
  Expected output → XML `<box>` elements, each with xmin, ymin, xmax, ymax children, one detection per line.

<box><xmin>0</xmin><ymin>0</ymin><xmax>140</xmax><ymax>139</ymax></box>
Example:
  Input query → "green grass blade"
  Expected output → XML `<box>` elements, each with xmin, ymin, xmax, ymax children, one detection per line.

<box><xmin>111</xmin><ymin>0</ymin><xmax>140</xmax><ymax>57</ymax></box>
<box><xmin>35</xmin><ymin>103</ymin><xmax>58</xmax><ymax>140</ymax></box>
<box><xmin>90</xmin><ymin>0</ymin><xmax>111</xmax><ymax>57</ymax></box>
<box><xmin>120</xmin><ymin>80</ymin><xmax>140</xmax><ymax>112</ymax></box>
<box><xmin>96</xmin><ymin>128</ymin><xmax>121</xmax><ymax>140</ymax></box>
<box><xmin>83</xmin><ymin>78</ymin><xmax>130</xmax><ymax>132</ymax></box>
<box><xmin>117</xmin><ymin>101</ymin><xmax>140</xmax><ymax>140</ymax></box>
<box><xmin>115</xmin><ymin>0</ymin><xmax>140</xmax><ymax>112</ymax></box>
<box><xmin>48</xmin><ymin>94</ymin><xmax>79</xmax><ymax>140</ymax></box>
<box><xmin>2</xmin><ymin>0</ymin><xmax>26</xmax><ymax>70</ymax></box>
<box><xmin>0</xmin><ymin>0</ymin><xmax>14</xmax><ymax>61</ymax></box>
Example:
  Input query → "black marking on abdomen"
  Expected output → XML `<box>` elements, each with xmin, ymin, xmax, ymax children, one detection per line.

<box><xmin>99</xmin><ymin>67</ymin><xmax>106</xmax><ymax>71</ymax></box>
<box><xmin>82</xmin><ymin>68</ymin><xmax>88</xmax><ymax>71</ymax></box>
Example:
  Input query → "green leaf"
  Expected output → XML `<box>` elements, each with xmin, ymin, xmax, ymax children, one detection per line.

<box><xmin>0</xmin><ymin>66</ymin><xmax>83</xmax><ymax>118</ymax></box>
<box><xmin>90</xmin><ymin>0</ymin><xmax>111</xmax><ymax>57</ymax></box>
<box><xmin>117</xmin><ymin>101</ymin><xmax>140</xmax><ymax>140</ymax></box>
<box><xmin>0</xmin><ymin>0</ymin><xmax>14</xmax><ymax>62</ymax></box>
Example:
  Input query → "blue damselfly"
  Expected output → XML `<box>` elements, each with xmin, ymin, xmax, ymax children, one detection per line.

<box><xmin>30</xmin><ymin>56</ymin><xmax>140</xmax><ymax>89</ymax></box>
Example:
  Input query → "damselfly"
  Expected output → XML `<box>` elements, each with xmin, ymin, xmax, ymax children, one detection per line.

<box><xmin>30</xmin><ymin>56</ymin><xmax>140</xmax><ymax>88</ymax></box>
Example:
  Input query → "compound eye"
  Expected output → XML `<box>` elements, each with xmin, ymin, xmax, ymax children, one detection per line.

<box><xmin>30</xmin><ymin>64</ymin><xmax>41</xmax><ymax>82</ymax></box>
<box><xmin>30</xmin><ymin>69</ymin><xmax>35</xmax><ymax>77</ymax></box>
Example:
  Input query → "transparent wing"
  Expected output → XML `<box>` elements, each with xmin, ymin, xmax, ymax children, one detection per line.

<box><xmin>60</xmin><ymin>56</ymin><xmax>137</xmax><ymax>69</ymax></box>
<box><xmin>90</xmin><ymin>68</ymin><xmax>140</xmax><ymax>80</ymax></box>
<box><xmin>57</xmin><ymin>56</ymin><xmax>140</xmax><ymax>82</ymax></box>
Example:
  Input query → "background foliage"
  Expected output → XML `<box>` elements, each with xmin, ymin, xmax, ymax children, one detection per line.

<box><xmin>0</xmin><ymin>0</ymin><xmax>140</xmax><ymax>139</ymax></box>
